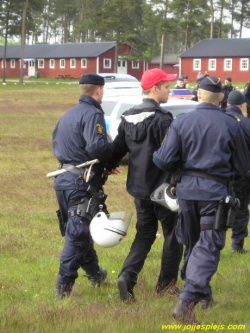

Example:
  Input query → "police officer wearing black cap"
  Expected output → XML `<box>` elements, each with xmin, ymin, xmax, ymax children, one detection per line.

<box><xmin>219</xmin><ymin>77</ymin><xmax>235</xmax><ymax>111</ymax></box>
<box><xmin>175</xmin><ymin>77</ymin><xmax>185</xmax><ymax>89</ymax></box>
<box><xmin>244</xmin><ymin>81</ymin><xmax>250</xmax><ymax>118</ymax></box>
<box><xmin>226</xmin><ymin>90</ymin><xmax>250</xmax><ymax>253</ymax></box>
<box><xmin>191</xmin><ymin>73</ymin><xmax>205</xmax><ymax>102</ymax></box>
<box><xmin>153</xmin><ymin>76</ymin><xmax>250</xmax><ymax>323</ymax></box>
<box><xmin>53</xmin><ymin>73</ymin><xmax>115</xmax><ymax>298</ymax></box>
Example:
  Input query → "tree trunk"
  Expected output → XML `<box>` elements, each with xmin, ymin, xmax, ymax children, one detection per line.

<box><xmin>160</xmin><ymin>0</ymin><xmax>168</xmax><ymax>70</ymax></box>
<box><xmin>160</xmin><ymin>34</ymin><xmax>165</xmax><ymax>70</ymax></box>
<box><xmin>210</xmin><ymin>0</ymin><xmax>214</xmax><ymax>38</ymax></box>
<box><xmin>20</xmin><ymin>0</ymin><xmax>29</xmax><ymax>84</ymax></box>
<box><xmin>3</xmin><ymin>2</ymin><xmax>11</xmax><ymax>83</ymax></box>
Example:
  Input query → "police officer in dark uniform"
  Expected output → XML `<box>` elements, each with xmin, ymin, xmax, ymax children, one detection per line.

<box><xmin>153</xmin><ymin>76</ymin><xmax>250</xmax><ymax>323</ymax></box>
<box><xmin>175</xmin><ymin>77</ymin><xmax>185</xmax><ymax>89</ymax></box>
<box><xmin>226</xmin><ymin>90</ymin><xmax>250</xmax><ymax>253</ymax></box>
<box><xmin>191</xmin><ymin>73</ymin><xmax>205</xmax><ymax>102</ymax></box>
<box><xmin>244</xmin><ymin>81</ymin><xmax>250</xmax><ymax>118</ymax></box>
<box><xmin>53</xmin><ymin>73</ymin><xmax>114</xmax><ymax>297</ymax></box>
<box><xmin>219</xmin><ymin>77</ymin><xmax>235</xmax><ymax>111</ymax></box>
<box><xmin>109</xmin><ymin>68</ymin><xmax>183</xmax><ymax>302</ymax></box>
<box><xmin>181</xmin><ymin>75</ymin><xmax>189</xmax><ymax>88</ymax></box>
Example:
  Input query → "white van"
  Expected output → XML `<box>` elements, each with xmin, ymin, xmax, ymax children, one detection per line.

<box><xmin>98</xmin><ymin>73</ymin><xmax>143</xmax><ymax>97</ymax></box>
<box><xmin>102</xmin><ymin>96</ymin><xmax>198</xmax><ymax>139</ymax></box>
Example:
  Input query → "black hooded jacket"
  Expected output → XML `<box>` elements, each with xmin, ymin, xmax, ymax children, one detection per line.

<box><xmin>110</xmin><ymin>98</ymin><xmax>173</xmax><ymax>199</ymax></box>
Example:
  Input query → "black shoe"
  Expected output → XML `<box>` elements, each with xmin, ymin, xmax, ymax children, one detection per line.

<box><xmin>55</xmin><ymin>284</ymin><xmax>73</xmax><ymax>298</ymax></box>
<box><xmin>173</xmin><ymin>300</ymin><xmax>200</xmax><ymax>324</ymax></box>
<box><xmin>156</xmin><ymin>283</ymin><xmax>181</xmax><ymax>297</ymax></box>
<box><xmin>117</xmin><ymin>271</ymin><xmax>135</xmax><ymax>302</ymax></box>
<box><xmin>200</xmin><ymin>296</ymin><xmax>214</xmax><ymax>309</ymax></box>
<box><xmin>87</xmin><ymin>268</ymin><xmax>108</xmax><ymax>287</ymax></box>
<box><xmin>232</xmin><ymin>244</ymin><xmax>250</xmax><ymax>254</ymax></box>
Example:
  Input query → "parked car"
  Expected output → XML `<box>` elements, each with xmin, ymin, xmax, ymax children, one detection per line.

<box><xmin>102</xmin><ymin>96</ymin><xmax>198</xmax><ymax>139</ymax></box>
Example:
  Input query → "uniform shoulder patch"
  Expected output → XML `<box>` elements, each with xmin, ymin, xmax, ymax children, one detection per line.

<box><xmin>96</xmin><ymin>123</ymin><xmax>104</xmax><ymax>135</ymax></box>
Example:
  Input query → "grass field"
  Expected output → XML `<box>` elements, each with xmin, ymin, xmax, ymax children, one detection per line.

<box><xmin>0</xmin><ymin>82</ymin><xmax>249</xmax><ymax>333</ymax></box>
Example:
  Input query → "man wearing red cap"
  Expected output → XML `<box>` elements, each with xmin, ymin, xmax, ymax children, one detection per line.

<box><xmin>109</xmin><ymin>68</ymin><xmax>182</xmax><ymax>302</ymax></box>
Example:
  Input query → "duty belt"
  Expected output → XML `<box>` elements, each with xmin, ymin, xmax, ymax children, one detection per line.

<box><xmin>183</xmin><ymin>169</ymin><xmax>233</xmax><ymax>192</ymax></box>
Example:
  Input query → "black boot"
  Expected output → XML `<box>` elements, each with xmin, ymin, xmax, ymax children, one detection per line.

<box><xmin>117</xmin><ymin>271</ymin><xmax>135</xmax><ymax>302</ymax></box>
<box><xmin>232</xmin><ymin>243</ymin><xmax>250</xmax><ymax>254</ymax></box>
<box><xmin>200</xmin><ymin>295</ymin><xmax>215</xmax><ymax>309</ymax></box>
<box><xmin>156</xmin><ymin>281</ymin><xmax>181</xmax><ymax>297</ymax></box>
<box><xmin>87</xmin><ymin>268</ymin><xmax>108</xmax><ymax>287</ymax></box>
<box><xmin>55</xmin><ymin>283</ymin><xmax>73</xmax><ymax>298</ymax></box>
<box><xmin>173</xmin><ymin>300</ymin><xmax>200</xmax><ymax>324</ymax></box>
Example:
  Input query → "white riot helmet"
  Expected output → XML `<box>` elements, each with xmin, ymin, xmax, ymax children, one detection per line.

<box><xmin>90</xmin><ymin>210</ymin><xmax>133</xmax><ymax>248</ymax></box>
<box><xmin>150</xmin><ymin>183</ymin><xmax>179</xmax><ymax>212</ymax></box>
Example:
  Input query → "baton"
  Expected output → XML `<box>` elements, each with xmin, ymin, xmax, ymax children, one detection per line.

<box><xmin>46</xmin><ymin>159</ymin><xmax>100</xmax><ymax>179</ymax></box>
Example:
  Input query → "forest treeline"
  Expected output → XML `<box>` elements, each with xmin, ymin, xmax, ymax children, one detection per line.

<box><xmin>1</xmin><ymin>0</ymin><xmax>250</xmax><ymax>61</ymax></box>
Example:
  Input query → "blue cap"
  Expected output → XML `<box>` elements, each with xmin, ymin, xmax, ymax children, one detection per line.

<box><xmin>199</xmin><ymin>76</ymin><xmax>222</xmax><ymax>93</ymax></box>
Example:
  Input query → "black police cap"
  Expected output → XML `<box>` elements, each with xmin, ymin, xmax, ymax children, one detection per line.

<box><xmin>225</xmin><ymin>76</ymin><xmax>232</xmax><ymax>82</ymax></box>
<box><xmin>199</xmin><ymin>76</ymin><xmax>222</xmax><ymax>93</ymax></box>
<box><xmin>227</xmin><ymin>90</ymin><xmax>245</xmax><ymax>105</ymax></box>
<box><xmin>181</xmin><ymin>75</ymin><xmax>188</xmax><ymax>79</ymax></box>
<box><xmin>177</xmin><ymin>77</ymin><xmax>184</xmax><ymax>81</ymax></box>
<box><xmin>79</xmin><ymin>73</ymin><xmax>105</xmax><ymax>85</ymax></box>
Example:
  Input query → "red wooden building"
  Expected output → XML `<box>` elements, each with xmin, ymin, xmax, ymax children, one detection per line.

<box><xmin>147</xmin><ymin>54</ymin><xmax>180</xmax><ymax>75</ymax></box>
<box><xmin>0</xmin><ymin>42</ymin><xmax>145</xmax><ymax>80</ymax></box>
<box><xmin>179</xmin><ymin>38</ymin><xmax>250</xmax><ymax>82</ymax></box>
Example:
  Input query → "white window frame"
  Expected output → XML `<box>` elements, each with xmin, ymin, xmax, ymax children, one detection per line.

<box><xmin>81</xmin><ymin>58</ymin><xmax>87</xmax><ymax>68</ymax></box>
<box><xmin>10</xmin><ymin>59</ymin><xmax>15</xmax><ymax>68</ymax></box>
<box><xmin>60</xmin><ymin>59</ymin><xmax>65</xmax><ymax>68</ymax></box>
<box><xmin>240</xmin><ymin>58</ymin><xmax>249</xmax><ymax>71</ymax></box>
<box><xmin>38</xmin><ymin>59</ymin><xmax>44</xmax><ymax>69</ymax></box>
<box><xmin>19</xmin><ymin>61</ymin><xmax>26</xmax><ymax>69</ymax></box>
<box><xmin>50</xmin><ymin>59</ymin><xmax>55</xmax><ymax>69</ymax></box>
<box><xmin>132</xmin><ymin>61</ymin><xmax>140</xmax><ymax>69</ymax></box>
<box><xmin>2</xmin><ymin>60</ymin><xmax>6</xmax><ymax>69</ymax></box>
<box><xmin>208</xmin><ymin>59</ymin><xmax>216</xmax><ymax>71</ymax></box>
<box><xmin>70</xmin><ymin>58</ymin><xmax>76</xmax><ymax>68</ymax></box>
<box><xmin>224</xmin><ymin>58</ymin><xmax>232</xmax><ymax>71</ymax></box>
<box><xmin>193</xmin><ymin>59</ymin><xmax>201</xmax><ymax>71</ymax></box>
<box><xmin>103</xmin><ymin>58</ymin><xmax>111</xmax><ymax>69</ymax></box>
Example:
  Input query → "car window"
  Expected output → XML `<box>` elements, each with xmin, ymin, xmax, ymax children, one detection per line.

<box><xmin>102</xmin><ymin>101</ymin><xmax>118</xmax><ymax>117</ymax></box>
<box><xmin>116</xmin><ymin>103</ymin><xmax>137</xmax><ymax>119</ymax></box>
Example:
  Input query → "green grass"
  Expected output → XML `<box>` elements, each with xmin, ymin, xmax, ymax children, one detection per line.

<box><xmin>0</xmin><ymin>83</ymin><xmax>250</xmax><ymax>333</ymax></box>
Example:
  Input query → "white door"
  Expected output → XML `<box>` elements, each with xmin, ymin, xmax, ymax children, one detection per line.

<box><xmin>117</xmin><ymin>58</ymin><xmax>127</xmax><ymax>74</ymax></box>
<box><xmin>28</xmin><ymin>60</ymin><xmax>35</xmax><ymax>77</ymax></box>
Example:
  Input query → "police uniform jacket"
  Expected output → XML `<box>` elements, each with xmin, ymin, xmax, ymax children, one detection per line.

<box><xmin>53</xmin><ymin>95</ymin><xmax>113</xmax><ymax>191</ymax></box>
<box><xmin>220</xmin><ymin>85</ymin><xmax>235</xmax><ymax>110</ymax></box>
<box><xmin>226</xmin><ymin>104</ymin><xmax>250</xmax><ymax>190</ymax></box>
<box><xmin>110</xmin><ymin>98</ymin><xmax>173</xmax><ymax>200</ymax></box>
<box><xmin>244</xmin><ymin>83</ymin><xmax>250</xmax><ymax>105</ymax></box>
<box><xmin>153</xmin><ymin>102</ymin><xmax>250</xmax><ymax>201</ymax></box>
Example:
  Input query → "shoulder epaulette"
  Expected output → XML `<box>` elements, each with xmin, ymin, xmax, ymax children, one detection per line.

<box><xmin>227</xmin><ymin>113</ymin><xmax>241</xmax><ymax>122</ymax></box>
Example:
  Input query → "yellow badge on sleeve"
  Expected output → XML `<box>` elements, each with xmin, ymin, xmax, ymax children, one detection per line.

<box><xmin>96</xmin><ymin>123</ymin><xmax>104</xmax><ymax>135</ymax></box>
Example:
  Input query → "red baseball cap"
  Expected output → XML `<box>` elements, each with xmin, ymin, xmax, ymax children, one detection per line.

<box><xmin>141</xmin><ymin>68</ymin><xmax>177</xmax><ymax>90</ymax></box>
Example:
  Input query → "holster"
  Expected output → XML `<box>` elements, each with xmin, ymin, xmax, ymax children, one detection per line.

<box><xmin>56</xmin><ymin>209</ymin><xmax>66</xmax><ymax>237</ymax></box>
<box><xmin>69</xmin><ymin>185</ymin><xmax>108</xmax><ymax>221</ymax></box>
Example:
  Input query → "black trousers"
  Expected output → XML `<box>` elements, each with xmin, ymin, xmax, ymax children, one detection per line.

<box><xmin>119</xmin><ymin>198</ymin><xmax>182</xmax><ymax>289</ymax></box>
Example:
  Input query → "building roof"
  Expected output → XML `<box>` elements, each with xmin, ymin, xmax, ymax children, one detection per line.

<box><xmin>150</xmin><ymin>54</ymin><xmax>180</xmax><ymax>64</ymax></box>
<box><xmin>180</xmin><ymin>38</ymin><xmax>250</xmax><ymax>58</ymax></box>
<box><xmin>0</xmin><ymin>42</ymin><xmax>117</xmax><ymax>59</ymax></box>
